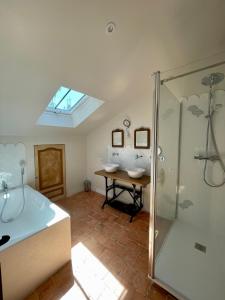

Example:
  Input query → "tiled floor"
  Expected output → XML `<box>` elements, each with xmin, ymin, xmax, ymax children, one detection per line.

<box><xmin>26</xmin><ymin>192</ymin><xmax>176</xmax><ymax>300</ymax></box>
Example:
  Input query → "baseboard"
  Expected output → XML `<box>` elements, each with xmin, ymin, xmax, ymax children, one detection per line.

<box><xmin>94</xmin><ymin>187</ymin><xmax>105</xmax><ymax>195</ymax></box>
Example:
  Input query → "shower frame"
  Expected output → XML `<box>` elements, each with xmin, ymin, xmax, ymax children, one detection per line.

<box><xmin>149</xmin><ymin>60</ymin><xmax>225</xmax><ymax>300</ymax></box>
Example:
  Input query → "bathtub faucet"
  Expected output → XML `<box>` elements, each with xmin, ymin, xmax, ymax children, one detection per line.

<box><xmin>2</xmin><ymin>181</ymin><xmax>8</xmax><ymax>193</ymax></box>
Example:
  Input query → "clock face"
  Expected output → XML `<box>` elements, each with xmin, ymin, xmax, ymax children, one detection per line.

<box><xmin>123</xmin><ymin>119</ymin><xmax>130</xmax><ymax>128</ymax></box>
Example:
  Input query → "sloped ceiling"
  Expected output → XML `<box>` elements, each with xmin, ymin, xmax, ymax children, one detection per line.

<box><xmin>0</xmin><ymin>0</ymin><xmax>225</xmax><ymax>136</ymax></box>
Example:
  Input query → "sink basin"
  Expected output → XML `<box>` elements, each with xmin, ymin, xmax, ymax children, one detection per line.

<box><xmin>103</xmin><ymin>163</ymin><xmax>119</xmax><ymax>173</ymax></box>
<box><xmin>127</xmin><ymin>168</ymin><xmax>145</xmax><ymax>179</ymax></box>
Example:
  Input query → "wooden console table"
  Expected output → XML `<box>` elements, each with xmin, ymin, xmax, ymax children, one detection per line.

<box><xmin>95</xmin><ymin>169</ymin><xmax>150</xmax><ymax>222</ymax></box>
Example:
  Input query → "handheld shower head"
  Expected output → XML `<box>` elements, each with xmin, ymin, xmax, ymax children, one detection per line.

<box><xmin>20</xmin><ymin>160</ymin><xmax>26</xmax><ymax>175</ymax></box>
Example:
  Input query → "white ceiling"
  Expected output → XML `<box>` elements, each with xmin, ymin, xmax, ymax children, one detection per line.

<box><xmin>0</xmin><ymin>0</ymin><xmax>225</xmax><ymax>136</ymax></box>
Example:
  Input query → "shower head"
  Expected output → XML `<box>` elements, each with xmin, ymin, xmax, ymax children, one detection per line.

<box><xmin>201</xmin><ymin>72</ymin><xmax>224</xmax><ymax>87</ymax></box>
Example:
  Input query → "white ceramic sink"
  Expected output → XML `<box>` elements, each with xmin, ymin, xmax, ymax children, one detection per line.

<box><xmin>127</xmin><ymin>168</ymin><xmax>145</xmax><ymax>179</ymax></box>
<box><xmin>103</xmin><ymin>163</ymin><xmax>119</xmax><ymax>173</ymax></box>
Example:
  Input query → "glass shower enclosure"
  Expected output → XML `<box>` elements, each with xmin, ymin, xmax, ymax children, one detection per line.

<box><xmin>150</xmin><ymin>61</ymin><xmax>225</xmax><ymax>300</ymax></box>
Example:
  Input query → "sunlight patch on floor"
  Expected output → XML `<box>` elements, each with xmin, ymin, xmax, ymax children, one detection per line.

<box><xmin>60</xmin><ymin>281</ymin><xmax>87</xmax><ymax>300</ymax></box>
<box><xmin>70</xmin><ymin>242</ymin><xmax>126</xmax><ymax>300</ymax></box>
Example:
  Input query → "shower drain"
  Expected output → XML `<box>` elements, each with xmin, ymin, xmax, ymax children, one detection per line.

<box><xmin>195</xmin><ymin>242</ymin><xmax>207</xmax><ymax>253</ymax></box>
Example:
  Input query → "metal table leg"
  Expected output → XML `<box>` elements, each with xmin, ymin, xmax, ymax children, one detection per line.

<box><xmin>101</xmin><ymin>177</ymin><xmax>143</xmax><ymax>222</ymax></box>
<box><xmin>113</xmin><ymin>179</ymin><xmax>116</xmax><ymax>198</ymax></box>
<box><xmin>102</xmin><ymin>176</ymin><xmax>108</xmax><ymax>209</ymax></box>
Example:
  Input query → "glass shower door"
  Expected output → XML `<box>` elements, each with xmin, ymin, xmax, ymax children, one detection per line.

<box><xmin>154</xmin><ymin>84</ymin><xmax>181</xmax><ymax>256</ymax></box>
<box><xmin>151</xmin><ymin>62</ymin><xmax>225</xmax><ymax>300</ymax></box>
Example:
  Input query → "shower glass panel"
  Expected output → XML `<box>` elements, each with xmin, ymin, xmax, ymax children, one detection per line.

<box><xmin>153</xmin><ymin>63</ymin><xmax>225</xmax><ymax>300</ymax></box>
<box><xmin>154</xmin><ymin>84</ymin><xmax>180</xmax><ymax>256</ymax></box>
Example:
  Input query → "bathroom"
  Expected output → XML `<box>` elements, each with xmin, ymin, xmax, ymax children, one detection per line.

<box><xmin>1</xmin><ymin>1</ymin><xmax>225</xmax><ymax>300</ymax></box>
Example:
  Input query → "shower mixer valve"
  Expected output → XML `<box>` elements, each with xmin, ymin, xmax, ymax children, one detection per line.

<box><xmin>194</xmin><ymin>154</ymin><xmax>219</xmax><ymax>161</ymax></box>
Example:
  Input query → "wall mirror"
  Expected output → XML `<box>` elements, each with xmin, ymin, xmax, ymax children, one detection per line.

<box><xmin>112</xmin><ymin>129</ymin><xmax>124</xmax><ymax>147</ymax></box>
<box><xmin>134</xmin><ymin>127</ymin><xmax>150</xmax><ymax>149</ymax></box>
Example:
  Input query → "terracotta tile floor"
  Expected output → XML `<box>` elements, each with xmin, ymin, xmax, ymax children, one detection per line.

<box><xmin>26</xmin><ymin>192</ymin><xmax>176</xmax><ymax>300</ymax></box>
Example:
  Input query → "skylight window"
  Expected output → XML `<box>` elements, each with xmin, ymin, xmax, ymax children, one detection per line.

<box><xmin>47</xmin><ymin>86</ymin><xmax>85</xmax><ymax>113</ymax></box>
<box><xmin>37</xmin><ymin>86</ymin><xmax>104</xmax><ymax>128</ymax></box>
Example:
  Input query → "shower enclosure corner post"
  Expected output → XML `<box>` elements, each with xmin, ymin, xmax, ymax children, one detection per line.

<box><xmin>149</xmin><ymin>71</ymin><xmax>160</xmax><ymax>279</ymax></box>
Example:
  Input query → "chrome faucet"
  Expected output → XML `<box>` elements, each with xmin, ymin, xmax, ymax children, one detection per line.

<box><xmin>2</xmin><ymin>180</ymin><xmax>8</xmax><ymax>192</ymax></box>
<box><xmin>136</xmin><ymin>154</ymin><xmax>143</xmax><ymax>160</ymax></box>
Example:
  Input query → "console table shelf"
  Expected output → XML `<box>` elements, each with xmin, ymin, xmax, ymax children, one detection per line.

<box><xmin>94</xmin><ymin>169</ymin><xmax>150</xmax><ymax>222</ymax></box>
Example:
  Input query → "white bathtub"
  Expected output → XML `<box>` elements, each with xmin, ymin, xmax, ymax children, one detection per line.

<box><xmin>0</xmin><ymin>185</ymin><xmax>71</xmax><ymax>300</ymax></box>
<box><xmin>0</xmin><ymin>185</ymin><xmax>69</xmax><ymax>252</ymax></box>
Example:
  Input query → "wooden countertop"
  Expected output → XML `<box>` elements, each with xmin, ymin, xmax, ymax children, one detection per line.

<box><xmin>95</xmin><ymin>169</ymin><xmax>150</xmax><ymax>187</ymax></box>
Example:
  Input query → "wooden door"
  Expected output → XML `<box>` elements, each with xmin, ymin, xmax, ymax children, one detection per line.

<box><xmin>34</xmin><ymin>144</ymin><xmax>66</xmax><ymax>201</ymax></box>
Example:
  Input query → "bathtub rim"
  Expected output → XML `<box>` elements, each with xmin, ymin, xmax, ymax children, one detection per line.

<box><xmin>0</xmin><ymin>185</ymin><xmax>70</xmax><ymax>253</ymax></box>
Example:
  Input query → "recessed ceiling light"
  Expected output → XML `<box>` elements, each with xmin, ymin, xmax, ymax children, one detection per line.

<box><xmin>105</xmin><ymin>22</ymin><xmax>116</xmax><ymax>35</ymax></box>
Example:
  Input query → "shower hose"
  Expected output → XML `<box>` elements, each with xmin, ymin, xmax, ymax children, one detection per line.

<box><xmin>203</xmin><ymin>88</ymin><xmax>225</xmax><ymax>187</ymax></box>
<box><xmin>0</xmin><ymin>168</ymin><xmax>26</xmax><ymax>223</ymax></box>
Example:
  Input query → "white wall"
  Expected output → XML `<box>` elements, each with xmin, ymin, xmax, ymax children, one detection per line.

<box><xmin>0</xmin><ymin>135</ymin><xmax>86</xmax><ymax>197</ymax></box>
<box><xmin>0</xmin><ymin>143</ymin><xmax>26</xmax><ymax>188</ymax></box>
<box><xmin>86</xmin><ymin>97</ymin><xmax>152</xmax><ymax>211</ymax></box>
